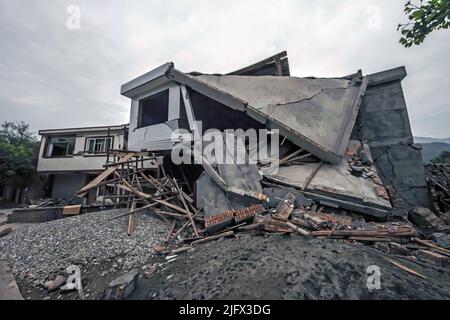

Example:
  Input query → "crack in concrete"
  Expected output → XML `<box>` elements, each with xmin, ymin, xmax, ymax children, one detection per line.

<box><xmin>265</xmin><ymin>85</ymin><xmax>351</xmax><ymax>118</ymax></box>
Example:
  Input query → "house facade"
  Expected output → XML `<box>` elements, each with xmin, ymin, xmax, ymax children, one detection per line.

<box><xmin>37</xmin><ymin>124</ymin><xmax>128</xmax><ymax>203</ymax></box>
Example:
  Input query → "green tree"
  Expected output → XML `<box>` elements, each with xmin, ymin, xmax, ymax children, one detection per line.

<box><xmin>0</xmin><ymin>121</ymin><xmax>39</xmax><ymax>189</ymax></box>
<box><xmin>431</xmin><ymin>150</ymin><xmax>450</xmax><ymax>163</ymax></box>
<box><xmin>398</xmin><ymin>0</ymin><xmax>450</xmax><ymax>47</ymax></box>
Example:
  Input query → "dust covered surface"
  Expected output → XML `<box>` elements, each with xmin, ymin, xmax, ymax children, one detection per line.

<box><xmin>146</xmin><ymin>234</ymin><xmax>450</xmax><ymax>300</ymax></box>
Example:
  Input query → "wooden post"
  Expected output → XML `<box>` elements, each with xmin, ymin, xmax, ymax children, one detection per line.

<box><xmin>127</xmin><ymin>201</ymin><xmax>137</xmax><ymax>236</ymax></box>
<box><xmin>172</xmin><ymin>178</ymin><xmax>199</xmax><ymax>237</ymax></box>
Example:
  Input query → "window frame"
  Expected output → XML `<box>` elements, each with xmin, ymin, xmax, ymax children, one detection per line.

<box><xmin>83</xmin><ymin>136</ymin><xmax>114</xmax><ymax>156</ymax></box>
<box><xmin>43</xmin><ymin>135</ymin><xmax>76</xmax><ymax>158</ymax></box>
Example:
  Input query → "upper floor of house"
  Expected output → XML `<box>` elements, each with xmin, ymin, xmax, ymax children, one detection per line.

<box><xmin>37</xmin><ymin>124</ymin><xmax>128</xmax><ymax>173</ymax></box>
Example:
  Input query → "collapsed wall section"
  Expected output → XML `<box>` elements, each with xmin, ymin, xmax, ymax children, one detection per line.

<box><xmin>353</xmin><ymin>67</ymin><xmax>429</xmax><ymax>211</ymax></box>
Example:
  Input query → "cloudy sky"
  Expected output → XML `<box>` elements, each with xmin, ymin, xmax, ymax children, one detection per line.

<box><xmin>0</xmin><ymin>0</ymin><xmax>449</xmax><ymax>138</ymax></box>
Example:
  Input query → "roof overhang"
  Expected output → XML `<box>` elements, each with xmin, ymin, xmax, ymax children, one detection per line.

<box><xmin>121</xmin><ymin>62</ymin><xmax>174</xmax><ymax>98</ymax></box>
<box><xmin>39</xmin><ymin>124</ymin><xmax>128</xmax><ymax>135</ymax></box>
<box><xmin>367</xmin><ymin>66</ymin><xmax>407</xmax><ymax>87</ymax></box>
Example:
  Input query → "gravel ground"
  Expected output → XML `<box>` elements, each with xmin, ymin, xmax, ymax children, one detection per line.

<box><xmin>0</xmin><ymin>209</ymin><xmax>168</xmax><ymax>288</ymax></box>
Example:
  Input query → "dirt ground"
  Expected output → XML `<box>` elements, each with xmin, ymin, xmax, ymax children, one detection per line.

<box><xmin>9</xmin><ymin>231</ymin><xmax>450</xmax><ymax>300</ymax></box>
<box><xmin>133</xmin><ymin>234</ymin><xmax>450</xmax><ymax>300</ymax></box>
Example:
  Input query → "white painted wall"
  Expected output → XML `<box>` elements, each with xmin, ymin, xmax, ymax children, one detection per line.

<box><xmin>128</xmin><ymin>82</ymin><xmax>181</xmax><ymax>151</ymax></box>
<box><xmin>37</xmin><ymin>131</ymin><xmax>125</xmax><ymax>172</ymax></box>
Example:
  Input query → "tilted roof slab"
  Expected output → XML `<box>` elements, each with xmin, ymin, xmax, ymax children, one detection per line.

<box><xmin>121</xmin><ymin>62</ymin><xmax>368</xmax><ymax>164</ymax></box>
<box><xmin>193</xmin><ymin>74</ymin><xmax>368</xmax><ymax>164</ymax></box>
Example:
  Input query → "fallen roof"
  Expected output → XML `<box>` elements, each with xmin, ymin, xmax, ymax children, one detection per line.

<box><xmin>122</xmin><ymin>63</ymin><xmax>367</xmax><ymax>164</ymax></box>
<box><xmin>193</xmin><ymin>74</ymin><xmax>368</xmax><ymax>164</ymax></box>
<box><xmin>262</xmin><ymin>140</ymin><xmax>392</xmax><ymax>218</ymax></box>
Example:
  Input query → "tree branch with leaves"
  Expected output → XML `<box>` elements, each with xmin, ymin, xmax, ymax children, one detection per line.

<box><xmin>398</xmin><ymin>0</ymin><xmax>450</xmax><ymax>47</ymax></box>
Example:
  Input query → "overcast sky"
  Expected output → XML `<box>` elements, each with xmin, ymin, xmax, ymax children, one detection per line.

<box><xmin>0</xmin><ymin>0</ymin><xmax>449</xmax><ymax>138</ymax></box>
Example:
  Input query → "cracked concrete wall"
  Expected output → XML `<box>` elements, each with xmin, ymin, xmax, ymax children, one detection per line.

<box><xmin>354</xmin><ymin>79</ymin><xmax>429</xmax><ymax>210</ymax></box>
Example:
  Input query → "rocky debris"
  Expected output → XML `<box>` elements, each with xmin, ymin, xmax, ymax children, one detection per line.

<box><xmin>105</xmin><ymin>269</ymin><xmax>139</xmax><ymax>300</ymax></box>
<box><xmin>425</xmin><ymin>164</ymin><xmax>450</xmax><ymax>213</ymax></box>
<box><xmin>0</xmin><ymin>209</ymin><xmax>168</xmax><ymax>287</ymax></box>
<box><xmin>433</xmin><ymin>233</ymin><xmax>450</xmax><ymax>249</ymax></box>
<box><xmin>408</xmin><ymin>207</ymin><xmax>447</xmax><ymax>232</ymax></box>
<box><xmin>373</xmin><ymin>242</ymin><xmax>390</xmax><ymax>253</ymax></box>
<box><xmin>142</xmin><ymin>264</ymin><xmax>158</xmax><ymax>278</ymax></box>
<box><xmin>388</xmin><ymin>242</ymin><xmax>410</xmax><ymax>256</ymax></box>
<box><xmin>0</xmin><ymin>215</ymin><xmax>7</xmax><ymax>226</ymax></box>
<box><xmin>0</xmin><ymin>226</ymin><xmax>12</xmax><ymax>237</ymax></box>
<box><xmin>416</xmin><ymin>249</ymin><xmax>449</xmax><ymax>267</ymax></box>
<box><xmin>28</xmin><ymin>197</ymin><xmax>68</xmax><ymax>208</ymax></box>
<box><xmin>44</xmin><ymin>275</ymin><xmax>66</xmax><ymax>292</ymax></box>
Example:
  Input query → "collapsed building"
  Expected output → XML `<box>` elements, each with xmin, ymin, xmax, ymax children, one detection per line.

<box><xmin>102</xmin><ymin>51</ymin><xmax>428</xmax><ymax>233</ymax></box>
<box><xmin>5</xmin><ymin>52</ymin><xmax>449</xmax><ymax>300</ymax></box>
<box><xmin>16</xmin><ymin>50</ymin><xmax>447</xmax><ymax>273</ymax></box>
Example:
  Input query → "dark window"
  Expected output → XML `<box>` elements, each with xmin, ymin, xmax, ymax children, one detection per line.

<box><xmin>45</xmin><ymin>136</ymin><xmax>75</xmax><ymax>157</ymax></box>
<box><xmin>187</xmin><ymin>88</ymin><xmax>264</xmax><ymax>133</ymax></box>
<box><xmin>138</xmin><ymin>89</ymin><xmax>169</xmax><ymax>127</ymax></box>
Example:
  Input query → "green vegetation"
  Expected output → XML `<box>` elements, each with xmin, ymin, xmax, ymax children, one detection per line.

<box><xmin>431</xmin><ymin>150</ymin><xmax>450</xmax><ymax>163</ymax></box>
<box><xmin>0</xmin><ymin>121</ymin><xmax>39</xmax><ymax>190</ymax></box>
<box><xmin>398</xmin><ymin>0</ymin><xmax>450</xmax><ymax>47</ymax></box>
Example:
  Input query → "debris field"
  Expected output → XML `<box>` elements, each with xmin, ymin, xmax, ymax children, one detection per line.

<box><xmin>1</xmin><ymin>51</ymin><xmax>450</xmax><ymax>300</ymax></box>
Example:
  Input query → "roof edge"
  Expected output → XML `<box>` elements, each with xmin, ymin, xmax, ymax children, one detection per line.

<box><xmin>120</xmin><ymin>62</ymin><xmax>174</xmax><ymax>97</ymax></box>
<box><xmin>367</xmin><ymin>66</ymin><xmax>407</xmax><ymax>87</ymax></box>
<box><xmin>39</xmin><ymin>124</ymin><xmax>129</xmax><ymax>135</ymax></box>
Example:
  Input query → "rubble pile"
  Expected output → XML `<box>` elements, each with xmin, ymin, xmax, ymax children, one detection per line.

<box><xmin>70</xmin><ymin>146</ymin><xmax>450</xmax><ymax>277</ymax></box>
<box><xmin>72</xmin><ymin>52</ymin><xmax>450</xmax><ymax>254</ymax></box>
<box><xmin>426</xmin><ymin>164</ymin><xmax>450</xmax><ymax>216</ymax></box>
<box><xmin>2</xmin><ymin>52</ymin><xmax>450</xmax><ymax>300</ymax></box>
<box><xmin>28</xmin><ymin>198</ymin><xmax>69</xmax><ymax>208</ymax></box>
<box><xmin>70</xmin><ymin>52</ymin><xmax>450</xmax><ymax>288</ymax></box>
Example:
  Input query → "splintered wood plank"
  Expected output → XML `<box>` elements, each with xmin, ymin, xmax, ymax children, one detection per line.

<box><xmin>117</xmin><ymin>184</ymin><xmax>190</xmax><ymax>215</ymax></box>
<box><xmin>127</xmin><ymin>201</ymin><xmax>137</xmax><ymax>236</ymax></box>
<box><xmin>166</xmin><ymin>221</ymin><xmax>177</xmax><ymax>242</ymax></box>
<box><xmin>171</xmin><ymin>178</ymin><xmax>199</xmax><ymax>237</ymax></box>
<box><xmin>77</xmin><ymin>153</ymin><xmax>135</xmax><ymax>196</ymax></box>
<box><xmin>387</xmin><ymin>258</ymin><xmax>427</xmax><ymax>279</ymax></box>
<box><xmin>127</xmin><ymin>213</ymin><xmax>136</xmax><ymax>236</ymax></box>
<box><xmin>63</xmin><ymin>205</ymin><xmax>82</xmax><ymax>216</ymax></box>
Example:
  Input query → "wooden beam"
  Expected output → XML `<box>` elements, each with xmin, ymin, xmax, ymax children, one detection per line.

<box><xmin>303</xmin><ymin>161</ymin><xmax>323</xmax><ymax>190</ymax></box>
<box><xmin>76</xmin><ymin>153</ymin><xmax>134</xmax><ymax>196</ymax></box>
<box><xmin>171</xmin><ymin>178</ymin><xmax>199</xmax><ymax>237</ymax></box>
<box><xmin>191</xmin><ymin>231</ymin><xmax>234</xmax><ymax>245</ymax></box>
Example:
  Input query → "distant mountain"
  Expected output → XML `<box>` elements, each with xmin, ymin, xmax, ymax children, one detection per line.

<box><xmin>414</xmin><ymin>136</ymin><xmax>450</xmax><ymax>144</ymax></box>
<box><xmin>420</xmin><ymin>142</ymin><xmax>450</xmax><ymax>163</ymax></box>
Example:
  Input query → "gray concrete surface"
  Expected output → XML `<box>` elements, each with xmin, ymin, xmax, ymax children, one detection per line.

<box><xmin>0</xmin><ymin>261</ymin><xmax>23</xmax><ymax>300</ymax></box>
<box><xmin>354</xmin><ymin>69</ymin><xmax>429</xmax><ymax>210</ymax></box>
<box><xmin>195</xmin><ymin>74</ymin><xmax>364</xmax><ymax>163</ymax></box>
